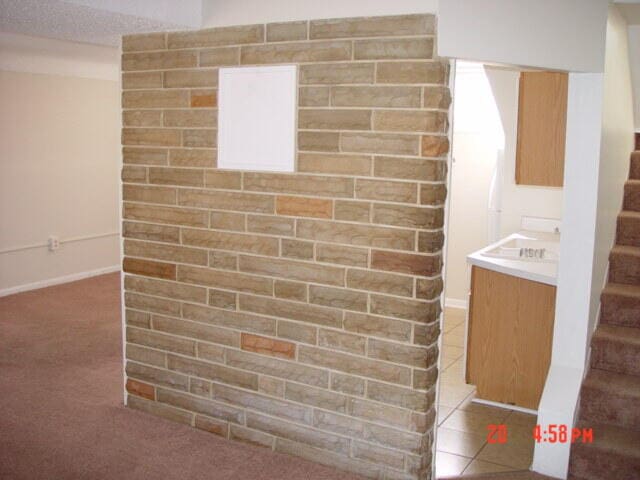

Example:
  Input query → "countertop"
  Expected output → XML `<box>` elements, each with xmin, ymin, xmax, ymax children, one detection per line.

<box><xmin>467</xmin><ymin>231</ymin><xmax>559</xmax><ymax>286</ymax></box>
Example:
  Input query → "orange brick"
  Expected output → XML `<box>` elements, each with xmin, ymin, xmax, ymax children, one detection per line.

<box><xmin>126</xmin><ymin>378</ymin><xmax>155</xmax><ymax>400</ymax></box>
<box><xmin>123</xmin><ymin>257</ymin><xmax>177</xmax><ymax>280</ymax></box>
<box><xmin>195</xmin><ymin>415</ymin><xmax>229</xmax><ymax>437</ymax></box>
<box><xmin>421</xmin><ymin>135</ymin><xmax>449</xmax><ymax>157</ymax></box>
<box><xmin>240</xmin><ymin>333</ymin><xmax>296</xmax><ymax>359</ymax></box>
<box><xmin>275</xmin><ymin>195</ymin><xmax>333</xmax><ymax>219</ymax></box>
<box><xmin>191</xmin><ymin>89</ymin><xmax>217</xmax><ymax>107</ymax></box>
<box><xmin>371</xmin><ymin>250</ymin><xmax>441</xmax><ymax>276</ymax></box>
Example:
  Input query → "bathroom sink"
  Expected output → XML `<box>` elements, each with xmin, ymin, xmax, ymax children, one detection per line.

<box><xmin>468</xmin><ymin>231</ymin><xmax>560</xmax><ymax>286</ymax></box>
<box><xmin>481</xmin><ymin>236</ymin><xmax>559</xmax><ymax>263</ymax></box>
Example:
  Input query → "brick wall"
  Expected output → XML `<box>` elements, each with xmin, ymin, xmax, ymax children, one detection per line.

<box><xmin>121</xmin><ymin>14</ymin><xmax>449</xmax><ymax>480</ymax></box>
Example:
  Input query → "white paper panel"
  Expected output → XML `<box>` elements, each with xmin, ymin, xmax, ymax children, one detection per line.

<box><xmin>218</xmin><ymin>65</ymin><xmax>297</xmax><ymax>172</ymax></box>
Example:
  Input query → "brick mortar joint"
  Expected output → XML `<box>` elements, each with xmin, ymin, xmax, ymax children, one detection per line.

<box><xmin>124</xmin><ymin>359</ymin><xmax>438</xmax><ymax>431</ymax></box>
<box><xmin>121</xmin><ymin>16</ymin><xmax>449</xmax><ymax>480</ymax></box>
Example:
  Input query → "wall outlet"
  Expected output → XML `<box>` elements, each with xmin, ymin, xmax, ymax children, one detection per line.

<box><xmin>48</xmin><ymin>236</ymin><xmax>59</xmax><ymax>252</ymax></box>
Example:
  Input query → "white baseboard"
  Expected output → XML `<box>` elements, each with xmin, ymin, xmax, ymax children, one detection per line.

<box><xmin>445</xmin><ymin>297</ymin><xmax>468</xmax><ymax>309</ymax></box>
<box><xmin>471</xmin><ymin>397</ymin><xmax>537</xmax><ymax>415</ymax></box>
<box><xmin>0</xmin><ymin>265</ymin><xmax>121</xmax><ymax>298</ymax></box>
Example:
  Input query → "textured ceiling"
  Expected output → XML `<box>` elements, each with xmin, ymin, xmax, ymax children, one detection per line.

<box><xmin>0</xmin><ymin>0</ymin><xmax>197</xmax><ymax>46</ymax></box>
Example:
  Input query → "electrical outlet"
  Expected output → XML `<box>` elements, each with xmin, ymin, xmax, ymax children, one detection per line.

<box><xmin>48</xmin><ymin>236</ymin><xmax>59</xmax><ymax>252</ymax></box>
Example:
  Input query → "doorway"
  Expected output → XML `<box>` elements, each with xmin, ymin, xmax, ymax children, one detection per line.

<box><xmin>434</xmin><ymin>61</ymin><xmax>555</xmax><ymax>477</ymax></box>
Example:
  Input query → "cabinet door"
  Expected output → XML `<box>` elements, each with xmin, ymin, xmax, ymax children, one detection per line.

<box><xmin>466</xmin><ymin>266</ymin><xmax>556</xmax><ymax>409</ymax></box>
<box><xmin>515</xmin><ymin>71</ymin><xmax>568</xmax><ymax>187</ymax></box>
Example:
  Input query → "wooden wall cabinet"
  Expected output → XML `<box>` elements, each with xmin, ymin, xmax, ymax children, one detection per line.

<box><xmin>466</xmin><ymin>266</ymin><xmax>556</xmax><ymax>410</ymax></box>
<box><xmin>515</xmin><ymin>71</ymin><xmax>568</xmax><ymax>187</ymax></box>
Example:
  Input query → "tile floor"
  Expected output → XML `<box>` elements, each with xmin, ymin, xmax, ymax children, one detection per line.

<box><xmin>435</xmin><ymin>307</ymin><xmax>537</xmax><ymax>477</ymax></box>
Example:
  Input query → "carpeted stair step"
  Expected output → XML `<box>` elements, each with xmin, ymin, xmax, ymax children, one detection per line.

<box><xmin>616</xmin><ymin>210</ymin><xmax>640</xmax><ymax>247</ymax></box>
<box><xmin>600</xmin><ymin>283</ymin><xmax>640</xmax><ymax>328</ymax></box>
<box><xmin>591</xmin><ymin>324</ymin><xmax>640</xmax><ymax>376</ymax></box>
<box><xmin>609</xmin><ymin>245</ymin><xmax>640</xmax><ymax>285</ymax></box>
<box><xmin>623</xmin><ymin>179</ymin><xmax>640</xmax><ymax>211</ymax></box>
<box><xmin>630</xmin><ymin>151</ymin><xmax>640</xmax><ymax>180</ymax></box>
<box><xmin>568</xmin><ymin>421</ymin><xmax>640</xmax><ymax>480</ymax></box>
<box><xmin>578</xmin><ymin>368</ymin><xmax>640</xmax><ymax>429</ymax></box>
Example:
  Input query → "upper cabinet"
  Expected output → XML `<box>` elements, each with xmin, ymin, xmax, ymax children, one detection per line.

<box><xmin>515</xmin><ymin>71</ymin><xmax>568</xmax><ymax>187</ymax></box>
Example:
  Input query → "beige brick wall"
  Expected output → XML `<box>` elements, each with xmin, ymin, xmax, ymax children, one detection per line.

<box><xmin>121</xmin><ymin>14</ymin><xmax>449</xmax><ymax>480</ymax></box>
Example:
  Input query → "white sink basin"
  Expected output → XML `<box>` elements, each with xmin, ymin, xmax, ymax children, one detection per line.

<box><xmin>467</xmin><ymin>231</ymin><xmax>560</xmax><ymax>286</ymax></box>
<box><xmin>482</xmin><ymin>237</ymin><xmax>559</xmax><ymax>263</ymax></box>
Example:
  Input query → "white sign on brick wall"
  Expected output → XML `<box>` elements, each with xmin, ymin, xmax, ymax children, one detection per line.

<box><xmin>218</xmin><ymin>65</ymin><xmax>297</xmax><ymax>172</ymax></box>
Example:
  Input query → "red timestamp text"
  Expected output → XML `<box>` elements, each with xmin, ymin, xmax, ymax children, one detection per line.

<box><xmin>487</xmin><ymin>424</ymin><xmax>594</xmax><ymax>444</ymax></box>
<box><xmin>533</xmin><ymin>424</ymin><xmax>594</xmax><ymax>443</ymax></box>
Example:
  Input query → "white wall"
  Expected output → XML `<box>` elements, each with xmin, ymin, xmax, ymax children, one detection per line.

<box><xmin>485</xmin><ymin>68</ymin><xmax>564</xmax><ymax>236</ymax></box>
<box><xmin>444</xmin><ymin>63</ymin><xmax>500</xmax><ymax>304</ymax></box>
<box><xmin>438</xmin><ymin>0</ymin><xmax>610</xmax><ymax>73</ymax></box>
<box><xmin>534</xmin><ymin>6</ymin><xmax>635</xmax><ymax>478</ymax></box>
<box><xmin>0</xmin><ymin>32</ymin><xmax>119</xmax><ymax>81</ymax></box>
<box><xmin>201</xmin><ymin>0</ymin><xmax>437</xmax><ymax>27</ymax></box>
<box><xmin>534</xmin><ymin>71</ymin><xmax>605</xmax><ymax>480</ymax></box>
<box><xmin>0</xmin><ymin>34</ymin><xmax>121</xmax><ymax>295</ymax></box>
<box><xmin>591</xmin><ymin>6</ymin><xmax>636</xmax><ymax>336</ymax></box>
<box><xmin>628</xmin><ymin>26</ymin><xmax>640</xmax><ymax>130</ymax></box>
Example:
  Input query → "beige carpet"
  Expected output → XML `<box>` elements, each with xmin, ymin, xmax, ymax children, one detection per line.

<box><xmin>0</xmin><ymin>273</ymin><xmax>364</xmax><ymax>480</ymax></box>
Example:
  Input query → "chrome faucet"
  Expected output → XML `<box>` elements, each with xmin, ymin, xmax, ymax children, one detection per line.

<box><xmin>519</xmin><ymin>247</ymin><xmax>546</xmax><ymax>259</ymax></box>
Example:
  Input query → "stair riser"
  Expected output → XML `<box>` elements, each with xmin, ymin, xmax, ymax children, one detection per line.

<box><xmin>591</xmin><ymin>338</ymin><xmax>640</xmax><ymax>376</ymax></box>
<box><xmin>609</xmin><ymin>252</ymin><xmax>640</xmax><ymax>285</ymax></box>
<box><xmin>579</xmin><ymin>387</ymin><xmax>640</xmax><ymax>430</ymax></box>
<box><xmin>631</xmin><ymin>152</ymin><xmax>640</xmax><ymax>180</ymax></box>
<box><xmin>624</xmin><ymin>183</ymin><xmax>640</xmax><ymax>212</ymax></box>
<box><xmin>570</xmin><ymin>443</ymin><xmax>640</xmax><ymax>480</ymax></box>
<box><xmin>570</xmin><ymin>150</ymin><xmax>640</xmax><ymax>480</ymax></box>
<box><xmin>600</xmin><ymin>292</ymin><xmax>640</xmax><ymax>328</ymax></box>
<box><xmin>616</xmin><ymin>215</ymin><xmax>640</xmax><ymax>247</ymax></box>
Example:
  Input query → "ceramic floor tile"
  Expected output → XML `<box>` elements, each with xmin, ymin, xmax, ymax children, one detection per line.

<box><xmin>457</xmin><ymin>396</ymin><xmax>513</xmax><ymax>420</ymax></box>
<box><xmin>441</xmin><ymin>344</ymin><xmax>464</xmax><ymax>360</ymax></box>
<box><xmin>448</xmin><ymin>324</ymin><xmax>466</xmax><ymax>337</ymax></box>
<box><xmin>439</xmin><ymin>355</ymin><xmax>458</xmax><ymax>371</ymax></box>
<box><xmin>435</xmin><ymin>451</ymin><xmax>472</xmax><ymax>477</ymax></box>
<box><xmin>444</xmin><ymin>358</ymin><xmax>464</xmax><ymax>375</ymax></box>
<box><xmin>475</xmin><ymin>434</ymin><xmax>535</xmax><ymax>469</ymax></box>
<box><xmin>439</xmin><ymin>367</ymin><xmax>466</xmax><ymax>385</ymax></box>
<box><xmin>442</xmin><ymin>321</ymin><xmax>459</xmax><ymax>333</ymax></box>
<box><xmin>444</xmin><ymin>307</ymin><xmax>466</xmax><ymax>318</ymax></box>
<box><xmin>445</xmin><ymin>322</ymin><xmax>467</xmax><ymax>341</ymax></box>
<box><xmin>506</xmin><ymin>410</ymin><xmax>538</xmax><ymax>429</ymax></box>
<box><xmin>437</xmin><ymin>406</ymin><xmax>454</xmax><ymax>425</ymax></box>
<box><xmin>442</xmin><ymin>331</ymin><xmax>465</xmax><ymax>348</ymax></box>
<box><xmin>436</xmin><ymin>427</ymin><xmax>487</xmax><ymax>458</ymax></box>
<box><xmin>438</xmin><ymin>383</ymin><xmax>476</xmax><ymax>408</ymax></box>
<box><xmin>445</xmin><ymin>325</ymin><xmax>466</xmax><ymax>348</ymax></box>
<box><xmin>503</xmin><ymin>421</ymin><xmax>537</xmax><ymax>443</ymax></box>
<box><xmin>441</xmin><ymin>408</ymin><xmax>511</xmax><ymax>436</ymax></box>
<box><xmin>462</xmin><ymin>459</ymin><xmax>514</xmax><ymax>475</ymax></box>
<box><xmin>442</xmin><ymin>308</ymin><xmax>466</xmax><ymax>332</ymax></box>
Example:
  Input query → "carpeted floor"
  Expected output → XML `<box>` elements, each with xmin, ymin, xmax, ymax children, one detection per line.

<box><xmin>440</xmin><ymin>472</ymin><xmax>551</xmax><ymax>480</ymax></box>
<box><xmin>0</xmin><ymin>273</ymin><xmax>364</xmax><ymax>480</ymax></box>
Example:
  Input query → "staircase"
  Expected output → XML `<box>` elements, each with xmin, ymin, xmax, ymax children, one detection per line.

<box><xmin>568</xmin><ymin>150</ymin><xmax>640</xmax><ymax>480</ymax></box>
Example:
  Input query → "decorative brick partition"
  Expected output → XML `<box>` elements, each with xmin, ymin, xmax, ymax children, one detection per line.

<box><xmin>121</xmin><ymin>14</ymin><xmax>449</xmax><ymax>479</ymax></box>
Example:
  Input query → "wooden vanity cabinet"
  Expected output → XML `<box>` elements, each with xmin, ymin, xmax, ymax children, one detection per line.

<box><xmin>466</xmin><ymin>266</ymin><xmax>556</xmax><ymax>410</ymax></box>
